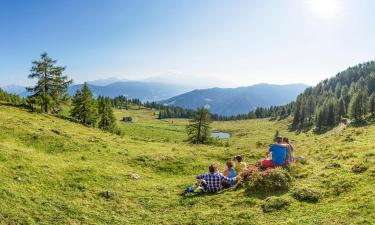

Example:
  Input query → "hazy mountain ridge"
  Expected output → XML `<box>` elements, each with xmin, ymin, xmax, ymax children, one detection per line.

<box><xmin>161</xmin><ymin>83</ymin><xmax>309</xmax><ymax>116</ymax></box>
<box><xmin>1</xmin><ymin>85</ymin><xmax>26</xmax><ymax>95</ymax></box>
<box><xmin>68</xmin><ymin>81</ymin><xmax>192</xmax><ymax>102</ymax></box>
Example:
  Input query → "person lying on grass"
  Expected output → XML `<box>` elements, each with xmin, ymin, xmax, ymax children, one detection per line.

<box><xmin>221</xmin><ymin>161</ymin><xmax>237</xmax><ymax>187</ymax></box>
<box><xmin>234</xmin><ymin>155</ymin><xmax>247</xmax><ymax>174</ymax></box>
<box><xmin>262</xmin><ymin>135</ymin><xmax>287</xmax><ymax>169</ymax></box>
<box><xmin>196</xmin><ymin>163</ymin><xmax>237</xmax><ymax>193</ymax></box>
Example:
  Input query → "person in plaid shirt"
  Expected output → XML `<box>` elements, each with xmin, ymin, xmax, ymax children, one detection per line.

<box><xmin>196</xmin><ymin>164</ymin><xmax>237</xmax><ymax>193</ymax></box>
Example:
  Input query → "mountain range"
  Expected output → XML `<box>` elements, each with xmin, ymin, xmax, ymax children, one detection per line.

<box><xmin>3</xmin><ymin>79</ymin><xmax>309</xmax><ymax>116</ymax></box>
<box><xmin>160</xmin><ymin>83</ymin><xmax>309</xmax><ymax>116</ymax></box>
<box><xmin>68</xmin><ymin>81</ymin><xmax>192</xmax><ymax>102</ymax></box>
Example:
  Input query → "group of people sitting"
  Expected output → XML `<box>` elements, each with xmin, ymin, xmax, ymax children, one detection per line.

<box><xmin>193</xmin><ymin>135</ymin><xmax>294</xmax><ymax>193</ymax></box>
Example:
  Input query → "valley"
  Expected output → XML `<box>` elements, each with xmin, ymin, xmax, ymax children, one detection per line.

<box><xmin>1</xmin><ymin>103</ymin><xmax>375</xmax><ymax>224</ymax></box>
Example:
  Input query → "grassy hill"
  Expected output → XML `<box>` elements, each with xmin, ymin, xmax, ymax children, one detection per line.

<box><xmin>1</xmin><ymin>103</ymin><xmax>375</xmax><ymax>224</ymax></box>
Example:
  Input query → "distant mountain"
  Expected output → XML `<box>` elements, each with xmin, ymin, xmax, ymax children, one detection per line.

<box><xmin>161</xmin><ymin>83</ymin><xmax>309</xmax><ymax>116</ymax></box>
<box><xmin>86</xmin><ymin>77</ymin><xmax>128</xmax><ymax>86</ymax></box>
<box><xmin>143</xmin><ymin>71</ymin><xmax>236</xmax><ymax>88</ymax></box>
<box><xmin>69</xmin><ymin>81</ymin><xmax>192</xmax><ymax>102</ymax></box>
<box><xmin>2</xmin><ymin>85</ymin><xmax>26</xmax><ymax>95</ymax></box>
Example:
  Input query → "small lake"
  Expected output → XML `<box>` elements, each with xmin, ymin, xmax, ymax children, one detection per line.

<box><xmin>211</xmin><ymin>131</ymin><xmax>230</xmax><ymax>139</ymax></box>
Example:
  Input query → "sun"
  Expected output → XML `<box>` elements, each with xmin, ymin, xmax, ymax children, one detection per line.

<box><xmin>307</xmin><ymin>0</ymin><xmax>342</xmax><ymax>19</ymax></box>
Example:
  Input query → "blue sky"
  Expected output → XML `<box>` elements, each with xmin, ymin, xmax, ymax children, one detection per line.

<box><xmin>1</xmin><ymin>0</ymin><xmax>375</xmax><ymax>87</ymax></box>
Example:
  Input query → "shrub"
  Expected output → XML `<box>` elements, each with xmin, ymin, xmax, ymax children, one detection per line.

<box><xmin>292</xmin><ymin>188</ymin><xmax>321</xmax><ymax>203</ymax></box>
<box><xmin>352</xmin><ymin>163</ymin><xmax>368</xmax><ymax>173</ymax></box>
<box><xmin>325</xmin><ymin>162</ymin><xmax>341</xmax><ymax>169</ymax></box>
<box><xmin>243</xmin><ymin>167</ymin><xmax>292</xmax><ymax>194</ymax></box>
<box><xmin>261</xmin><ymin>196</ymin><xmax>290</xmax><ymax>213</ymax></box>
<box><xmin>331</xmin><ymin>180</ymin><xmax>353</xmax><ymax>196</ymax></box>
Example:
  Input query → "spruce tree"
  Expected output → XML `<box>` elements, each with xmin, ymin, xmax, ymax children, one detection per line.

<box><xmin>337</xmin><ymin>97</ymin><xmax>346</xmax><ymax>118</ymax></box>
<box><xmin>98</xmin><ymin>96</ymin><xmax>117</xmax><ymax>132</ymax></box>
<box><xmin>326</xmin><ymin>99</ymin><xmax>337</xmax><ymax>126</ymax></box>
<box><xmin>71</xmin><ymin>83</ymin><xmax>98</xmax><ymax>126</ymax></box>
<box><xmin>27</xmin><ymin>53</ymin><xmax>72</xmax><ymax>113</ymax></box>
<box><xmin>369</xmin><ymin>92</ymin><xmax>375</xmax><ymax>117</ymax></box>
<box><xmin>315</xmin><ymin>107</ymin><xmax>326</xmax><ymax>131</ymax></box>
<box><xmin>349</xmin><ymin>90</ymin><xmax>368</xmax><ymax>121</ymax></box>
<box><xmin>186</xmin><ymin>107</ymin><xmax>212</xmax><ymax>144</ymax></box>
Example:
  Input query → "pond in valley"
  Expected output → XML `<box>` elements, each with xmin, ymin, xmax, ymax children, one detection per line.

<box><xmin>210</xmin><ymin>132</ymin><xmax>230</xmax><ymax>139</ymax></box>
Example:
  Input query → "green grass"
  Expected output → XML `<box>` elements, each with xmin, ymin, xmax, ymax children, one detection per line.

<box><xmin>1</xmin><ymin>103</ymin><xmax>375</xmax><ymax>224</ymax></box>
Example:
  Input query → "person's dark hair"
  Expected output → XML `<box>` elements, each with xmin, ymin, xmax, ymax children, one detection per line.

<box><xmin>276</xmin><ymin>136</ymin><xmax>283</xmax><ymax>144</ymax></box>
<box><xmin>226</xmin><ymin>161</ymin><xmax>234</xmax><ymax>168</ymax></box>
<box><xmin>283</xmin><ymin>137</ymin><xmax>289</xmax><ymax>144</ymax></box>
<box><xmin>234</xmin><ymin>155</ymin><xmax>243</xmax><ymax>162</ymax></box>
<box><xmin>209</xmin><ymin>164</ymin><xmax>218</xmax><ymax>173</ymax></box>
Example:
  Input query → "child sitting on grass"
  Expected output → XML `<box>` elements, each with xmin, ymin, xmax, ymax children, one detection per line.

<box><xmin>222</xmin><ymin>161</ymin><xmax>237</xmax><ymax>187</ymax></box>
<box><xmin>234</xmin><ymin>155</ymin><xmax>247</xmax><ymax>175</ymax></box>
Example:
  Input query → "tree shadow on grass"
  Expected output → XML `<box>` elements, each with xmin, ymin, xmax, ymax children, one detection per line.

<box><xmin>180</xmin><ymin>187</ymin><xmax>236</xmax><ymax>199</ymax></box>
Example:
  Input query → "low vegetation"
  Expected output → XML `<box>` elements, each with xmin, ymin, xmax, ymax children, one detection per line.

<box><xmin>2</xmin><ymin>102</ymin><xmax>375</xmax><ymax>224</ymax></box>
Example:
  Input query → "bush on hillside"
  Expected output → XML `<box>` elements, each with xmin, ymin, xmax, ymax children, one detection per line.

<box><xmin>292</xmin><ymin>187</ymin><xmax>321</xmax><ymax>203</ymax></box>
<box><xmin>261</xmin><ymin>196</ymin><xmax>290</xmax><ymax>213</ymax></box>
<box><xmin>352</xmin><ymin>163</ymin><xmax>368</xmax><ymax>173</ymax></box>
<box><xmin>242</xmin><ymin>167</ymin><xmax>292</xmax><ymax>194</ymax></box>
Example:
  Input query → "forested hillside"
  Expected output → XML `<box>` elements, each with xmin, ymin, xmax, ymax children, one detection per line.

<box><xmin>291</xmin><ymin>61</ymin><xmax>375</xmax><ymax>131</ymax></box>
<box><xmin>0</xmin><ymin>88</ymin><xmax>24</xmax><ymax>105</ymax></box>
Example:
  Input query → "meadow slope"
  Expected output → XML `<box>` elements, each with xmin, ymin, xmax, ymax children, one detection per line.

<box><xmin>1</xmin><ymin>104</ymin><xmax>375</xmax><ymax>224</ymax></box>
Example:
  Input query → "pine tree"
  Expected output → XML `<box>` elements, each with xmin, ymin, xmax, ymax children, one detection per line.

<box><xmin>325</xmin><ymin>99</ymin><xmax>337</xmax><ymax>126</ymax></box>
<box><xmin>71</xmin><ymin>83</ymin><xmax>98</xmax><ymax>126</ymax></box>
<box><xmin>337</xmin><ymin>97</ymin><xmax>346</xmax><ymax>118</ymax></box>
<box><xmin>369</xmin><ymin>92</ymin><xmax>375</xmax><ymax>117</ymax></box>
<box><xmin>186</xmin><ymin>107</ymin><xmax>212</xmax><ymax>144</ymax></box>
<box><xmin>98</xmin><ymin>96</ymin><xmax>117</xmax><ymax>132</ymax></box>
<box><xmin>27</xmin><ymin>53</ymin><xmax>72</xmax><ymax>113</ymax></box>
<box><xmin>315</xmin><ymin>107</ymin><xmax>326</xmax><ymax>131</ymax></box>
<box><xmin>349</xmin><ymin>90</ymin><xmax>368</xmax><ymax>121</ymax></box>
<box><xmin>292</xmin><ymin>95</ymin><xmax>303</xmax><ymax>128</ymax></box>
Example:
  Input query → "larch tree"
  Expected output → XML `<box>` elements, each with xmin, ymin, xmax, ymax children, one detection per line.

<box><xmin>27</xmin><ymin>53</ymin><xmax>72</xmax><ymax>113</ymax></box>
<box><xmin>186</xmin><ymin>107</ymin><xmax>212</xmax><ymax>144</ymax></box>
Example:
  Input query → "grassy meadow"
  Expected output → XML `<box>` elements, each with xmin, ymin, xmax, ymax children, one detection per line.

<box><xmin>1</xmin><ymin>103</ymin><xmax>375</xmax><ymax>224</ymax></box>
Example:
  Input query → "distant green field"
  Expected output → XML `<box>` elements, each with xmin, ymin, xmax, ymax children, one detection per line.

<box><xmin>1</xmin><ymin>103</ymin><xmax>375</xmax><ymax>224</ymax></box>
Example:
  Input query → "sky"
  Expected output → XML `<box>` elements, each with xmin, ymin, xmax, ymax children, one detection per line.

<box><xmin>0</xmin><ymin>0</ymin><xmax>375</xmax><ymax>87</ymax></box>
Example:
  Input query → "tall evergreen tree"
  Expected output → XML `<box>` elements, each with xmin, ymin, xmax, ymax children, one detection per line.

<box><xmin>27</xmin><ymin>53</ymin><xmax>72</xmax><ymax>113</ymax></box>
<box><xmin>186</xmin><ymin>107</ymin><xmax>212</xmax><ymax>144</ymax></box>
<box><xmin>315</xmin><ymin>107</ymin><xmax>326</xmax><ymax>131</ymax></box>
<box><xmin>369</xmin><ymin>92</ymin><xmax>375</xmax><ymax>117</ymax></box>
<box><xmin>337</xmin><ymin>97</ymin><xmax>346</xmax><ymax>118</ymax></box>
<box><xmin>349</xmin><ymin>90</ymin><xmax>368</xmax><ymax>121</ymax></box>
<box><xmin>98</xmin><ymin>96</ymin><xmax>117</xmax><ymax>132</ymax></box>
<box><xmin>71</xmin><ymin>83</ymin><xmax>98</xmax><ymax>126</ymax></box>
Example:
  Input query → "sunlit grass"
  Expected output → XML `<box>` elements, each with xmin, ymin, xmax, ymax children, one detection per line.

<box><xmin>1</xmin><ymin>103</ymin><xmax>375</xmax><ymax>224</ymax></box>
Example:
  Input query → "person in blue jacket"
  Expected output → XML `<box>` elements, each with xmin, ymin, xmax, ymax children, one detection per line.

<box><xmin>265</xmin><ymin>135</ymin><xmax>287</xmax><ymax>167</ymax></box>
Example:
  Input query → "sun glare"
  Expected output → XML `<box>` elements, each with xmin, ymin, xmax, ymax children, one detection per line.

<box><xmin>307</xmin><ymin>0</ymin><xmax>342</xmax><ymax>19</ymax></box>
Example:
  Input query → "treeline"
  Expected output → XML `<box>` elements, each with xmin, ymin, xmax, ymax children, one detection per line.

<box><xmin>0</xmin><ymin>88</ymin><xmax>24</xmax><ymax>105</ymax></box>
<box><xmin>290</xmin><ymin>61</ymin><xmax>375</xmax><ymax>131</ymax></box>
<box><xmin>211</xmin><ymin>103</ymin><xmax>295</xmax><ymax>121</ymax></box>
<box><xmin>24</xmin><ymin>53</ymin><xmax>119</xmax><ymax>134</ymax></box>
<box><xmin>110</xmin><ymin>94</ymin><xmax>295</xmax><ymax>122</ymax></box>
<box><xmin>70</xmin><ymin>83</ymin><xmax>120</xmax><ymax>134</ymax></box>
